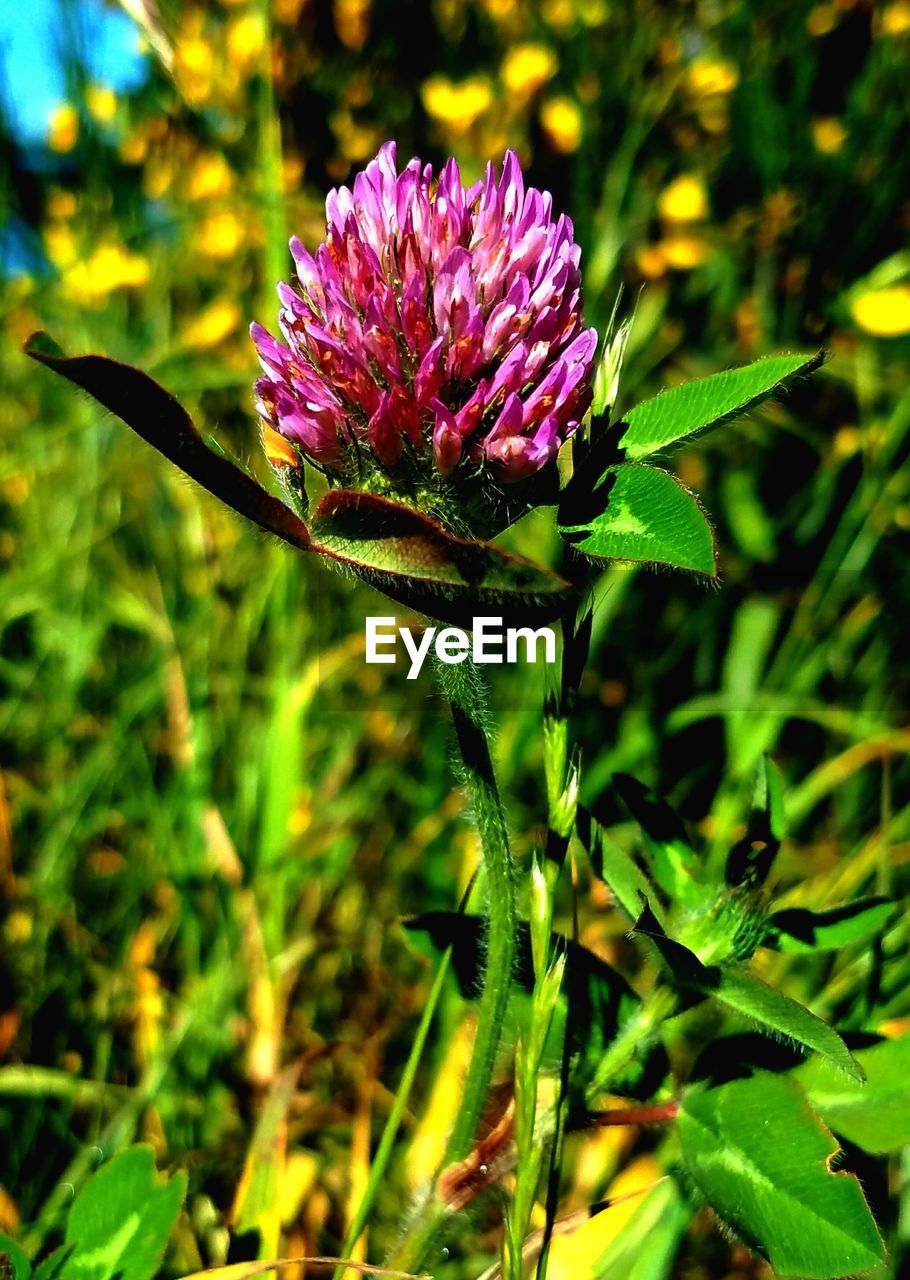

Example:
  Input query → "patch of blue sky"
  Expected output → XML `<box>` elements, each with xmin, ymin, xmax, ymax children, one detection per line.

<box><xmin>0</xmin><ymin>0</ymin><xmax>148</xmax><ymax>143</ymax></box>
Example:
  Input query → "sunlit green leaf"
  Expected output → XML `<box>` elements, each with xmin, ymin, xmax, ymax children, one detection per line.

<box><xmin>633</xmin><ymin>905</ymin><xmax>862</xmax><ymax>1080</ymax></box>
<box><xmin>677</xmin><ymin>1073</ymin><xmax>884</xmax><ymax>1278</ymax></box>
<box><xmin>559</xmin><ymin>464</ymin><xmax>717</xmax><ymax>575</ymax></box>
<box><xmin>0</xmin><ymin>1233</ymin><xmax>31</xmax><ymax>1280</ymax></box>
<box><xmin>58</xmin><ymin>1145</ymin><xmax>185</xmax><ymax>1280</ymax></box>
<box><xmin>618</xmin><ymin>352</ymin><xmax>827</xmax><ymax>460</ymax></box>
<box><xmin>793</xmin><ymin>1033</ymin><xmax>910</xmax><ymax>1153</ymax></box>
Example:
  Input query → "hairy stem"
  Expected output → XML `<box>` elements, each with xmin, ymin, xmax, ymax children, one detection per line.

<box><xmin>391</xmin><ymin>659</ymin><xmax>516</xmax><ymax>1275</ymax></box>
<box><xmin>437</xmin><ymin>657</ymin><xmax>517</xmax><ymax>1164</ymax></box>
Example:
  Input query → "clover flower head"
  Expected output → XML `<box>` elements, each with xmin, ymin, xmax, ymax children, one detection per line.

<box><xmin>251</xmin><ymin>143</ymin><xmax>597</xmax><ymax>498</ymax></box>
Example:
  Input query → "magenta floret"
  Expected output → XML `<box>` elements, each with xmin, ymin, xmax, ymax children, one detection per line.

<box><xmin>252</xmin><ymin>143</ymin><xmax>597</xmax><ymax>485</ymax></box>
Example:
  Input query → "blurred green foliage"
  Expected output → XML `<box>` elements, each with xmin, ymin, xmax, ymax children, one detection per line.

<box><xmin>1</xmin><ymin>1</ymin><xmax>909</xmax><ymax>1277</ymax></box>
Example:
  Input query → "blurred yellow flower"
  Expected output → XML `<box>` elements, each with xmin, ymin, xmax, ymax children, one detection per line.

<box><xmin>120</xmin><ymin>129</ymin><xmax>149</xmax><ymax>164</ymax></box>
<box><xmin>851</xmin><ymin>286</ymin><xmax>910</xmax><ymax>337</ymax></box>
<box><xmin>86</xmin><ymin>84</ymin><xmax>117</xmax><ymax>123</ymax></box>
<box><xmin>188</xmin><ymin>153</ymin><xmax>234</xmax><ymax>200</ymax></box>
<box><xmin>659</xmin><ymin>235</ymin><xmax>711</xmax><ymax>270</ymax></box>
<box><xmin>685</xmin><ymin>57</ymin><xmax>739</xmax><ymax>97</ymax></box>
<box><xmin>658</xmin><ymin>175</ymin><xmax>709</xmax><ymax>223</ymax></box>
<box><xmin>47</xmin><ymin>189</ymin><xmax>78</xmax><ymax>219</ymax></box>
<box><xmin>502</xmin><ymin>43</ymin><xmax>558</xmax><ymax>97</ymax></box>
<box><xmin>48</xmin><ymin>103</ymin><xmax>78</xmax><ymax>153</ymax></box>
<box><xmin>334</xmin><ymin>0</ymin><xmax>371</xmax><ymax>51</ymax></box>
<box><xmin>227</xmin><ymin>12</ymin><xmax>267</xmax><ymax>67</ymax></box>
<box><xmin>197</xmin><ymin>211</ymin><xmax>245</xmax><ymax>258</ymax></box>
<box><xmin>44</xmin><ymin>224</ymin><xmax>78</xmax><ymax>268</ymax></box>
<box><xmin>63</xmin><ymin>244</ymin><xmax>150</xmax><ymax>304</ymax></box>
<box><xmin>540</xmin><ymin>96</ymin><xmax>583</xmax><ymax>153</ymax></box>
<box><xmin>181</xmin><ymin>299</ymin><xmax>241</xmax><ymax>350</ymax></box>
<box><xmin>811</xmin><ymin>117</ymin><xmax>848</xmax><ymax>153</ymax></box>
<box><xmin>635</xmin><ymin>244</ymin><xmax>667</xmax><ymax>279</ymax></box>
<box><xmin>807</xmin><ymin>3</ymin><xmax>837</xmax><ymax>36</ymax></box>
<box><xmin>175</xmin><ymin>37</ymin><xmax>214</xmax><ymax>106</ymax></box>
<box><xmin>422</xmin><ymin>76</ymin><xmax>493</xmax><ymax>132</ymax></box>
<box><xmin>879</xmin><ymin>2</ymin><xmax>910</xmax><ymax>35</ymax></box>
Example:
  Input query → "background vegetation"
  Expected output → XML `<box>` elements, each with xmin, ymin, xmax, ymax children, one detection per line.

<box><xmin>1</xmin><ymin>1</ymin><xmax>909</xmax><ymax>1276</ymax></box>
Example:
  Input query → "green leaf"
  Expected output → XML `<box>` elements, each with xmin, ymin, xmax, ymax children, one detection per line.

<box><xmin>25</xmin><ymin>333</ymin><xmax>573</xmax><ymax>628</ymax></box>
<box><xmin>23</xmin><ymin>333</ymin><xmax>313</xmax><ymax>555</ymax></box>
<box><xmin>559</xmin><ymin>464</ymin><xmax>717</xmax><ymax>576</ymax></box>
<box><xmin>793</xmin><ymin>1033</ymin><xmax>910</xmax><ymax>1153</ymax></box>
<box><xmin>576</xmin><ymin>807</ymin><xmax>664</xmax><ymax>927</ymax></box>
<box><xmin>710</xmin><ymin>969</ymin><xmax>864</xmax><ymax>1082</ymax></box>
<box><xmin>0</xmin><ymin>1233</ymin><xmax>31</xmax><ymax>1280</ymax></box>
<box><xmin>617</xmin><ymin>352</ymin><xmax>827</xmax><ymax>460</ymax></box>
<box><xmin>308</xmin><ymin>489</ymin><xmax>573</xmax><ymax>627</ymax></box>
<box><xmin>764</xmin><ymin>898</ymin><xmax>894</xmax><ymax>954</ymax></box>
<box><xmin>677</xmin><ymin>1073</ymin><xmax>884</xmax><ymax>1278</ymax></box>
<box><xmin>612</xmin><ymin>774</ymin><xmax>702</xmax><ymax>905</ymax></box>
<box><xmin>58</xmin><ymin>1145</ymin><xmax>185</xmax><ymax>1280</ymax></box>
<box><xmin>632</xmin><ymin>906</ymin><xmax>862</xmax><ymax>1080</ymax></box>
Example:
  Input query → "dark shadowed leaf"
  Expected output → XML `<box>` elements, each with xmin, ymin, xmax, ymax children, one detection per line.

<box><xmin>309</xmin><ymin>490</ymin><xmax>573</xmax><ymax>626</ymax></box>
<box><xmin>764</xmin><ymin>897</ymin><xmax>894</xmax><ymax>953</ymax></box>
<box><xmin>725</xmin><ymin>757</ymin><xmax>785</xmax><ymax>889</ymax></box>
<box><xmin>617</xmin><ymin>352</ymin><xmax>827</xmax><ymax>460</ymax></box>
<box><xmin>558</xmin><ymin>464</ymin><xmax>717</xmax><ymax>576</ymax></box>
<box><xmin>25</xmin><ymin>333</ymin><xmax>573</xmax><ymax>627</ymax></box>
<box><xmin>24</xmin><ymin>332</ymin><xmax>312</xmax><ymax>553</ymax></box>
<box><xmin>793</xmin><ymin>1033</ymin><xmax>910</xmax><ymax>1153</ymax></box>
<box><xmin>677</xmin><ymin>1073</ymin><xmax>884</xmax><ymax>1278</ymax></box>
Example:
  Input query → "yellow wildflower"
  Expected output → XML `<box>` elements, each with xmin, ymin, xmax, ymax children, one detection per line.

<box><xmin>807</xmin><ymin>3</ymin><xmax>837</xmax><ymax>36</ymax></box>
<box><xmin>659</xmin><ymin>235</ymin><xmax>711</xmax><ymax>270</ymax></box>
<box><xmin>46</xmin><ymin>189</ymin><xmax>77</xmax><ymax>219</ymax></box>
<box><xmin>540</xmin><ymin>96</ymin><xmax>583</xmax><ymax>153</ymax></box>
<box><xmin>181</xmin><ymin>299</ymin><xmax>241</xmax><ymax>350</ymax></box>
<box><xmin>63</xmin><ymin>244</ymin><xmax>150</xmax><ymax>304</ymax></box>
<box><xmin>197</xmin><ymin>211</ymin><xmax>245</xmax><ymax>258</ymax></box>
<box><xmin>658</xmin><ymin>175</ymin><xmax>709</xmax><ymax>223</ymax></box>
<box><xmin>44</xmin><ymin>224</ymin><xmax>78</xmax><ymax>268</ymax></box>
<box><xmin>502</xmin><ymin>43</ymin><xmax>558</xmax><ymax>98</ymax></box>
<box><xmin>334</xmin><ymin>0</ymin><xmax>371</xmax><ymax>51</ymax></box>
<box><xmin>811</xmin><ymin>117</ymin><xmax>848</xmax><ymax>153</ymax></box>
<box><xmin>879</xmin><ymin>2</ymin><xmax>910</xmax><ymax>35</ymax></box>
<box><xmin>188</xmin><ymin>153</ymin><xmax>234</xmax><ymax>200</ymax></box>
<box><xmin>48</xmin><ymin>103</ymin><xmax>78</xmax><ymax>153</ymax></box>
<box><xmin>422</xmin><ymin>76</ymin><xmax>493</xmax><ymax>132</ymax></box>
<box><xmin>174</xmin><ymin>37</ymin><xmax>214</xmax><ymax>106</ymax></box>
<box><xmin>851</xmin><ymin>286</ymin><xmax>910</xmax><ymax>337</ymax></box>
<box><xmin>86</xmin><ymin>84</ymin><xmax>117</xmax><ymax>123</ymax></box>
<box><xmin>685</xmin><ymin>57</ymin><xmax>739</xmax><ymax>97</ymax></box>
<box><xmin>635</xmin><ymin>244</ymin><xmax>667</xmax><ymax>279</ymax></box>
<box><xmin>227</xmin><ymin>12</ymin><xmax>267</xmax><ymax>67</ymax></box>
<box><xmin>120</xmin><ymin>129</ymin><xmax>148</xmax><ymax>164</ymax></box>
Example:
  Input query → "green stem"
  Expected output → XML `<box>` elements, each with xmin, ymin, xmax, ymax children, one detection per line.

<box><xmin>391</xmin><ymin>659</ymin><xmax>516</xmax><ymax>1274</ymax></box>
<box><xmin>331</xmin><ymin>949</ymin><xmax>452</xmax><ymax>1280</ymax></box>
<box><xmin>437</xmin><ymin>658</ymin><xmax>516</xmax><ymax>1164</ymax></box>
